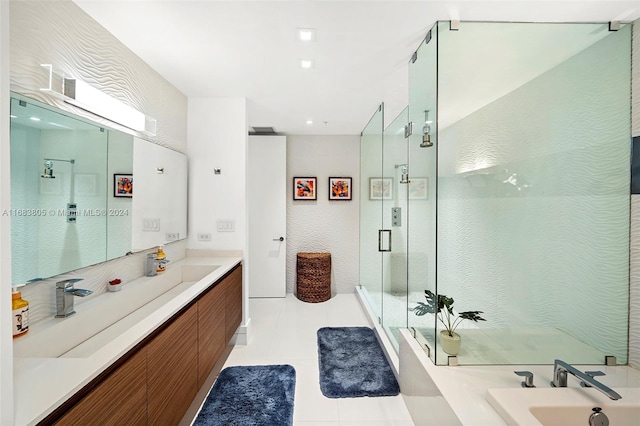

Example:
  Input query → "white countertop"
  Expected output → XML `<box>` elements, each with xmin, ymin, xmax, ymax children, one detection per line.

<box><xmin>13</xmin><ymin>256</ymin><xmax>241</xmax><ymax>426</ymax></box>
<box><xmin>399</xmin><ymin>329</ymin><xmax>640</xmax><ymax>425</ymax></box>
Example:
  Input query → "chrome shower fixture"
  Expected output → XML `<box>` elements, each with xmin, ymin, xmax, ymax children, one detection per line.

<box><xmin>421</xmin><ymin>110</ymin><xmax>433</xmax><ymax>148</ymax></box>
<box><xmin>42</xmin><ymin>160</ymin><xmax>54</xmax><ymax>179</ymax></box>
<box><xmin>395</xmin><ymin>163</ymin><xmax>410</xmax><ymax>184</ymax></box>
<box><xmin>41</xmin><ymin>158</ymin><xmax>75</xmax><ymax>179</ymax></box>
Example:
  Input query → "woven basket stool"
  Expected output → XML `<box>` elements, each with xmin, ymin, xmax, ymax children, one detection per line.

<box><xmin>296</xmin><ymin>252</ymin><xmax>331</xmax><ymax>303</ymax></box>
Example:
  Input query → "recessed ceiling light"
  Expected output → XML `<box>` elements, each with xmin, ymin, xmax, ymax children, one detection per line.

<box><xmin>297</xmin><ymin>28</ymin><xmax>316</xmax><ymax>42</ymax></box>
<box><xmin>306</xmin><ymin>120</ymin><xmax>313</xmax><ymax>125</ymax></box>
<box><xmin>29</xmin><ymin>117</ymin><xmax>41</xmax><ymax>121</ymax></box>
<box><xmin>300</xmin><ymin>59</ymin><xmax>314</xmax><ymax>69</ymax></box>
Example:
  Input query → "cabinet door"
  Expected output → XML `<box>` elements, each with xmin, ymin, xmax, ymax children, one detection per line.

<box><xmin>225</xmin><ymin>266</ymin><xmax>243</xmax><ymax>343</ymax></box>
<box><xmin>147</xmin><ymin>305</ymin><xmax>198</xmax><ymax>426</ymax></box>
<box><xmin>197</xmin><ymin>281</ymin><xmax>226</xmax><ymax>387</ymax></box>
<box><xmin>55</xmin><ymin>348</ymin><xmax>147</xmax><ymax>426</ymax></box>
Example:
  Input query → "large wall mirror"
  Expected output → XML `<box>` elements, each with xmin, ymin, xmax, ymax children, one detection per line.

<box><xmin>9</xmin><ymin>95</ymin><xmax>187</xmax><ymax>285</ymax></box>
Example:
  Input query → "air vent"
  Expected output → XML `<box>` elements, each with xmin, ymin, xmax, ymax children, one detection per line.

<box><xmin>249</xmin><ymin>126</ymin><xmax>279</xmax><ymax>135</ymax></box>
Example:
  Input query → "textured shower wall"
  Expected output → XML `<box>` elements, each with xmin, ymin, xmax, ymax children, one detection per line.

<box><xmin>286</xmin><ymin>135</ymin><xmax>360</xmax><ymax>295</ymax></box>
<box><xmin>9</xmin><ymin>0</ymin><xmax>188</xmax><ymax>323</ymax></box>
<box><xmin>629</xmin><ymin>20</ymin><xmax>640</xmax><ymax>369</ymax></box>
<box><xmin>438</xmin><ymin>26</ymin><xmax>631</xmax><ymax>363</ymax></box>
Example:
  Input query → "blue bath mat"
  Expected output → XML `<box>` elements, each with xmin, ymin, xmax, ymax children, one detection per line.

<box><xmin>193</xmin><ymin>364</ymin><xmax>296</xmax><ymax>426</ymax></box>
<box><xmin>317</xmin><ymin>327</ymin><xmax>400</xmax><ymax>398</ymax></box>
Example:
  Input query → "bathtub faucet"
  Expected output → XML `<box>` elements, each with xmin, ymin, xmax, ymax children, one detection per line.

<box><xmin>550</xmin><ymin>359</ymin><xmax>622</xmax><ymax>400</ymax></box>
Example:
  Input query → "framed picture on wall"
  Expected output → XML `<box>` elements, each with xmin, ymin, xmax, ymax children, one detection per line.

<box><xmin>328</xmin><ymin>177</ymin><xmax>352</xmax><ymax>200</ymax></box>
<box><xmin>369</xmin><ymin>177</ymin><xmax>393</xmax><ymax>200</ymax></box>
<box><xmin>293</xmin><ymin>177</ymin><xmax>317</xmax><ymax>200</ymax></box>
<box><xmin>408</xmin><ymin>178</ymin><xmax>428</xmax><ymax>200</ymax></box>
<box><xmin>114</xmin><ymin>173</ymin><xmax>133</xmax><ymax>197</ymax></box>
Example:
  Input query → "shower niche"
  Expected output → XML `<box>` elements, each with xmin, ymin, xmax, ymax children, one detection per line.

<box><xmin>359</xmin><ymin>21</ymin><xmax>632</xmax><ymax>366</ymax></box>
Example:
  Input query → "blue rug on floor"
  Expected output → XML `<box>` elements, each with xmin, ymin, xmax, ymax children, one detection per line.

<box><xmin>193</xmin><ymin>364</ymin><xmax>296</xmax><ymax>426</ymax></box>
<box><xmin>317</xmin><ymin>327</ymin><xmax>400</xmax><ymax>398</ymax></box>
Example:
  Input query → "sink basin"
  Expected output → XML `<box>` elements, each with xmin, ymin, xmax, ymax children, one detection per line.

<box><xmin>487</xmin><ymin>387</ymin><xmax>640</xmax><ymax>426</ymax></box>
<box><xmin>13</xmin><ymin>263</ymin><xmax>219</xmax><ymax>359</ymax></box>
<box><xmin>530</xmin><ymin>405</ymin><xmax>640</xmax><ymax>426</ymax></box>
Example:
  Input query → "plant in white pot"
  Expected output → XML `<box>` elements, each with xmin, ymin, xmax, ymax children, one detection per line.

<box><xmin>411</xmin><ymin>290</ymin><xmax>486</xmax><ymax>356</ymax></box>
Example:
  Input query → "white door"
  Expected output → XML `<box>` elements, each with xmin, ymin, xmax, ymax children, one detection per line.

<box><xmin>248</xmin><ymin>135</ymin><xmax>286</xmax><ymax>297</ymax></box>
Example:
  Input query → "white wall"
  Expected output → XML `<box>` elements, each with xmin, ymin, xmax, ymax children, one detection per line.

<box><xmin>187</xmin><ymin>97</ymin><xmax>249</xmax><ymax>331</ymax></box>
<box><xmin>629</xmin><ymin>19</ymin><xmax>640</xmax><ymax>368</ymax></box>
<box><xmin>0</xmin><ymin>1</ymin><xmax>13</xmax><ymax>423</ymax></box>
<box><xmin>286</xmin><ymin>135</ymin><xmax>360</xmax><ymax>295</ymax></box>
<box><xmin>187</xmin><ymin>98</ymin><xmax>247</xmax><ymax>251</ymax></box>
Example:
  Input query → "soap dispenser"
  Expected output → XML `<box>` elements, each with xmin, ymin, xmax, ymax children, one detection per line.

<box><xmin>156</xmin><ymin>246</ymin><xmax>167</xmax><ymax>274</ymax></box>
<box><xmin>12</xmin><ymin>285</ymin><xmax>29</xmax><ymax>337</ymax></box>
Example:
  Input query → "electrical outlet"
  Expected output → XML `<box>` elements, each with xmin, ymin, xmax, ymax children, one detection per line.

<box><xmin>166</xmin><ymin>232</ymin><xmax>180</xmax><ymax>241</ymax></box>
<box><xmin>198</xmin><ymin>232</ymin><xmax>212</xmax><ymax>241</ymax></box>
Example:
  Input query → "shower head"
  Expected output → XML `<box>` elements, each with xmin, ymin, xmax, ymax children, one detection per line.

<box><xmin>421</xmin><ymin>110</ymin><xmax>433</xmax><ymax>148</ymax></box>
<box><xmin>41</xmin><ymin>160</ymin><xmax>55</xmax><ymax>179</ymax></box>
<box><xmin>395</xmin><ymin>164</ymin><xmax>410</xmax><ymax>184</ymax></box>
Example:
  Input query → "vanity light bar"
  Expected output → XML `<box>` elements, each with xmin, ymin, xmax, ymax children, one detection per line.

<box><xmin>63</xmin><ymin>77</ymin><xmax>146</xmax><ymax>132</ymax></box>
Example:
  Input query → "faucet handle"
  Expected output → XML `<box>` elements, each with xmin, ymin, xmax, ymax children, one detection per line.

<box><xmin>514</xmin><ymin>371</ymin><xmax>535</xmax><ymax>388</ymax></box>
<box><xmin>580</xmin><ymin>371</ymin><xmax>605</xmax><ymax>388</ymax></box>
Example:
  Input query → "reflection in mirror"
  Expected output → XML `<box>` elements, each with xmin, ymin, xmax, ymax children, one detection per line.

<box><xmin>10</xmin><ymin>97</ymin><xmax>108</xmax><ymax>284</ymax></box>
<box><xmin>132</xmin><ymin>138</ymin><xmax>187</xmax><ymax>251</ymax></box>
<box><xmin>106</xmin><ymin>131</ymin><xmax>133</xmax><ymax>259</ymax></box>
<box><xmin>9</xmin><ymin>95</ymin><xmax>189</xmax><ymax>285</ymax></box>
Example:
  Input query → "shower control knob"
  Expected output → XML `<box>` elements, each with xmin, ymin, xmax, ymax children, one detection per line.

<box><xmin>273</xmin><ymin>237</ymin><xmax>284</xmax><ymax>242</ymax></box>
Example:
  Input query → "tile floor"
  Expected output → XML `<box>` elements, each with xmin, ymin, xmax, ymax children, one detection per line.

<box><xmin>221</xmin><ymin>293</ymin><xmax>415</xmax><ymax>426</ymax></box>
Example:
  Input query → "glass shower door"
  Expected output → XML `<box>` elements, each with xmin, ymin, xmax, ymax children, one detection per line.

<box><xmin>360</xmin><ymin>104</ymin><xmax>384</xmax><ymax>321</ymax></box>
<box><xmin>382</xmin><ymin>108</ymin><xmax>409</xmax><ymax>352</ymax></box>
<box><xmin>406</xmin><ymin>26</ymin><xmax>438</xmax><ymax>363</ymax></box>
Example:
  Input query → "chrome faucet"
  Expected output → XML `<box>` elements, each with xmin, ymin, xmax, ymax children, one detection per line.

<box><xmin>550</xmin><ymin>359</ymin><xmax>622</xmax><ymax>400</ymax></box>
<box><xmin>55</xmin><ymin>278</ymin><xmax>93</xmax><ymax>318</ymax></box>
<box><xmin>145</xmin><ymin>253</ymin><xmax>169</xmax><ymax>277</ymax></box>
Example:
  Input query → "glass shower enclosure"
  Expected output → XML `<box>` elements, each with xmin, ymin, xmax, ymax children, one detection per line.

<box><xmin>360</xmin><ymin>21</ymin><xmax>632</xmax><ymax>366</ymax></box>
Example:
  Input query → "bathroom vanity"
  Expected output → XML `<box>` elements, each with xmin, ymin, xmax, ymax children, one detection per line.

<box><xmin>12</xmin><ymin>256</ymin><xmax>242</xmax><ymax>426</ymax></box>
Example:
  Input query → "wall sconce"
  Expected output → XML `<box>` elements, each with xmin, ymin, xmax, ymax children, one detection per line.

<box><xmin>63</xmin><ymin>77</ymin><xmax>146</xmax><ymax>132</ymax></box>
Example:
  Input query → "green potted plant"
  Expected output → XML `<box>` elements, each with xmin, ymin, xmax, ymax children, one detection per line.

<box><xmin>411</xmin><ymin>289</ymin><xmax>486</xmax><ymax>355</ymax></box>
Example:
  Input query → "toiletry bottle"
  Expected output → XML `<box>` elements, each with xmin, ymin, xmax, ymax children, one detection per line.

<box><xmin>12</xmin><ymin>286</ymin><xmax>29</xmax><ymax>337</ymax></box>
<box><xmin>156</xmin><ymin>246</ymin><xmax>166</xmax><ymax>273</ymax></box>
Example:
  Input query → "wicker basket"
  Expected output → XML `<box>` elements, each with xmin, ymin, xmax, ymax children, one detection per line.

<box><xmin>296</xmin><ymin>252</ymin><xmax>331</xmax><ymax>303</ymax></box>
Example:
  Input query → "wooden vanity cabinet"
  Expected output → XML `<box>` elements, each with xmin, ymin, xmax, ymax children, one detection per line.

<box><xmin>47</xmin><ymin>263</ymin><xmax>242</xmax><ymax>426</ymax></box>
<box><xmin>197</xmin><ymin>277</ymin><xmax>226</xmax><ymax>388</ymax></box>
<box><xmin>54</xmin><ymin>348</ymin><xmax>148</xmax><ymax>426</ymax></box>
<box><xmin>147</xmin><ymin>305</ymin><xmax>198</xmax><ymax>426</ymax></box>
<box><xmin>224</xmin><ymin>266</ymin><xmax>243</xmax><ymax>343</ymax></box>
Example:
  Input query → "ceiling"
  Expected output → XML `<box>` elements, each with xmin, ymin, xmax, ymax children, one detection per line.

<box><xmin>73</xmin><ymin>1</ymin><xmax>640</xmax><ymax>136</ymax></box>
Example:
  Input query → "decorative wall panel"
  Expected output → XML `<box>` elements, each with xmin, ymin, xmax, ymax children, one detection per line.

<box><xmin>10</xmin><ymin>0</ymin><xmax>187</xmax><ymax>152</ymax></box>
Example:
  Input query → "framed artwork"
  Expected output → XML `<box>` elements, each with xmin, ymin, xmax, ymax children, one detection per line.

<box><xmin>114</xmin><ymin>173</ymin><xmax>133</xmax><ymax>198</ymax></box>
<box><xmin>293</xmin><ymin>177</ymin><xmax>317</xmax><ymax>200</ymax></box>
<box><xmin>370</xmin><ymin>177</ymin><xmax>393</xmax><ymax>200</ymax></box>
<box><xmin>329</xmin><ymin>177</ymin><xmax>352</xmax><ymax>200</ymax></box>
<box><xmin>409</xmin><ymin>178</ymin><xmax>428</xmax><ymax>200</ymax></box>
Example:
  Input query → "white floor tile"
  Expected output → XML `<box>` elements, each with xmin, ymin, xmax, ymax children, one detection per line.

<box><xmin>337</xmin><ymin>395</ymin><xmax>414</xmax><ymax>423</ymax></box>
<box><xmin>222</xmin><ymin>293</ymin><xmax>414</xmax><ymax>425</ymax></box>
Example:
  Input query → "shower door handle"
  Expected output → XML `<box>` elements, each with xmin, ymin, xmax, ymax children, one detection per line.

<box><xmin>378</xmin><ymin>229</ymin><xmax>391</xmax><ymax>252</ymax></box>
